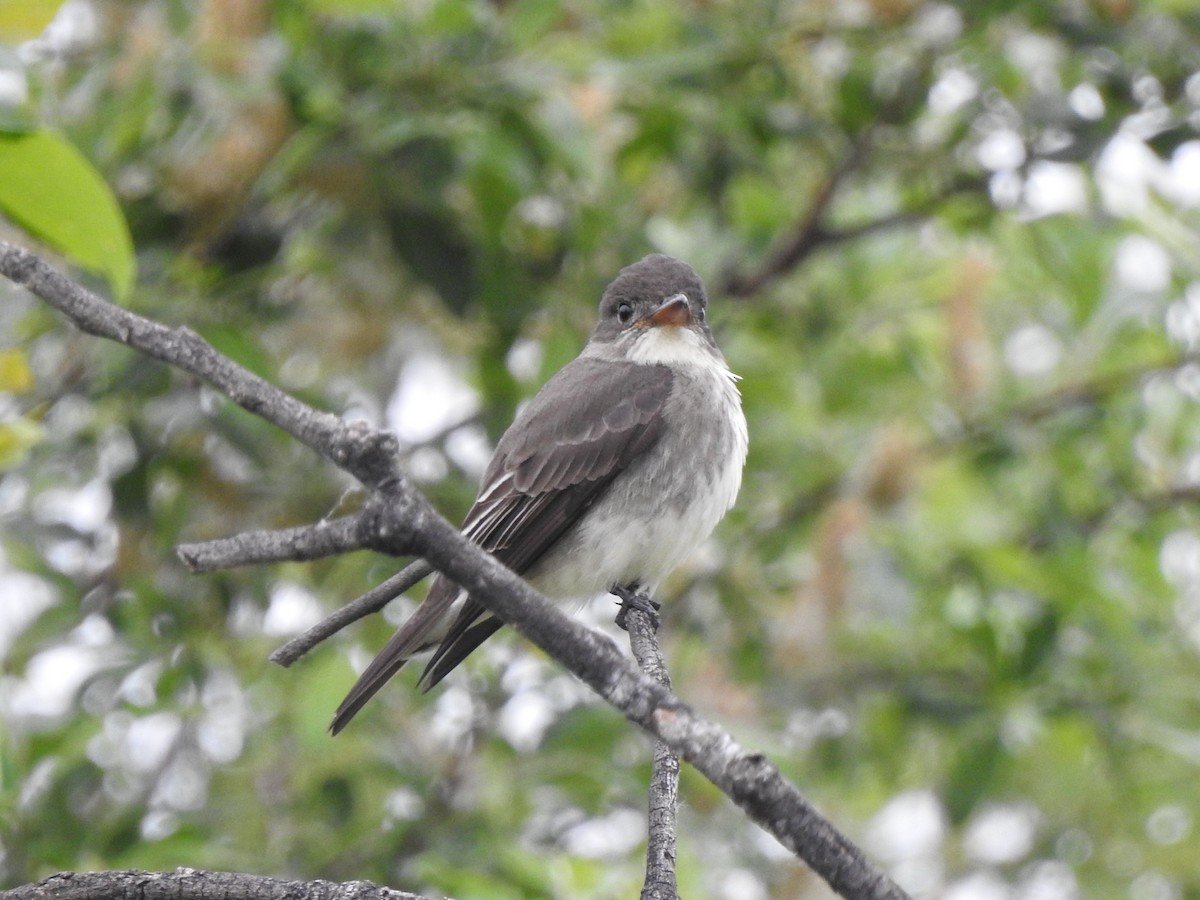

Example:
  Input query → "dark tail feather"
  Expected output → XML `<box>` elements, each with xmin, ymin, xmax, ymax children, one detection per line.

<box><xmin>417</xmin><ymin>597</ymin><xmax>488</xmax><ymax>689</ymax></box>
<box><xmin>329</xmin><ymin>645</ymin><xmax>412</xmax><ymax>735</ymax></box>
<box><xmin>329</xmin><ymin>580</ymin><xmax>459</xmax><ymax>734</ymax></box>
<box><xmin>419</xmin><ymin>616</ymin><xmax>504</xmax><ymax>692</ymax></box>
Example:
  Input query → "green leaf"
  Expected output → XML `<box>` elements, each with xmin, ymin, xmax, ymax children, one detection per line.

<box><xmin>0</xmin><ymin>0</ymin><xmax>62</xmax><ymax>42</ymax></box>
<box><xmin>0</xmin><ymin>130</ymin><xmax>135</xmax><ymax>300</ymax></box>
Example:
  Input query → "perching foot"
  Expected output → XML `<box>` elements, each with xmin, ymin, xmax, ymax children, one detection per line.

<box><xmin>612</xmin><ymin>583</ymin><xmax>660</xmax><ymax>633</ymax></box>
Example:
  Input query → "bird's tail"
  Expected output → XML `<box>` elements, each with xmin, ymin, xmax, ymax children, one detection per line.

<box><xmin>329</xmin><ymin>580</ymin><xmax>461</xmax><ymax>734</ymax></box>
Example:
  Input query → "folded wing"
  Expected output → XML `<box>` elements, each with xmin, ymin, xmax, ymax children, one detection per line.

<box><xmin>330</xmin><ymin>358</ymin><xmax>672</xmax><ymax>732</ymax></box>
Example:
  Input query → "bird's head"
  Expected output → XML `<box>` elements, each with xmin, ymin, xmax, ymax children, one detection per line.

<box><xmin>590</xmin><ymin>255</ymin><xmax>718</xmax><ymax>363</ymax></box>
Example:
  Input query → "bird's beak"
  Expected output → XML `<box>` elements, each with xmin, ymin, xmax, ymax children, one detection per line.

<box><xmin>642</xmin><ymin>293</ymin><xmax>692</xmax><ymax>328</ymax></box>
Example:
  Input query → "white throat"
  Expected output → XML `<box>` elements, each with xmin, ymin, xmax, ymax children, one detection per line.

<box><xmin>627</xmin><ymin>325</ymin><xmax>724</xmax><ymax>371</ymax></box>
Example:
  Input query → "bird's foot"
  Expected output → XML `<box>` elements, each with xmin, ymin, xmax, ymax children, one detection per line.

<box><xmin>612</xmin><ymin>583</ymin><xmax>660</xmax><ymax>633</ymax></box>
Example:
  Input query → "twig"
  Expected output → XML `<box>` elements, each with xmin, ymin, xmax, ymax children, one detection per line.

<box><xmin>177</xmin><ymin>515</ymin><xmax>367</xmax><ymax>571</ymax></box>
<box><xmin>1</xmin><ymin>241</ymin><xmax>910</xmax><ymax>900</ymax></box>
<box><xmin>723</xmin><ymin>134</ymin><xmax>872</xmax><ymax>299</ymax></box>
<box><xmin>270</xmin><ymin>559</ymin><xmax>434</xmax><ymax>667</ymax></box>
<box><xmin>816</xmin><ymin>209</ymin><xmax>927</xmax><ymax>246</ymax></box>
<box><xmin>615</xmin><ymin>587</ymin><xmax>680</xmax><ymax>900</ymax></box>
<box><xmin>722</xmin><ymin>156</ymin><xmax>987</xmax><ymax>300</ymax></box>
<box><xmin>400</xmin><ymin>409</ymin><xmax>483</xmax><ymax>455</ymax></box>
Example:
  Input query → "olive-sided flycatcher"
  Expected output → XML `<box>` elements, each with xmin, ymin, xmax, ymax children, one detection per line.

<box><xmin>331</xmin><ymin>254</ymin><xmax>748</xmax><ymax>733</ymax></box>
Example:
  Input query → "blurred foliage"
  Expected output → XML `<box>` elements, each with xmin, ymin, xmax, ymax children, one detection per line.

<box><xmin>4</xmin><ymin>0</ymin><xmax>1200</xmax><ymax>898</ymax></box>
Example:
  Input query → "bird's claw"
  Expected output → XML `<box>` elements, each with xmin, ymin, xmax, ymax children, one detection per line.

<box><xmin>612</xmin><ymin>583</ymin><xmax>660</xmax><ymax>632</ymax></box>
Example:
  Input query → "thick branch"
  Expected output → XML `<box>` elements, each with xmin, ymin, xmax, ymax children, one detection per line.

<box><xmin>0</xmin><ymin>869</ymin><xmax>432</xmax><ymax>900</ymax></box>
<box><xmin>0</xmin><ymin>241</ymin><xmax>401</xmax><ymax>489</ymax></box>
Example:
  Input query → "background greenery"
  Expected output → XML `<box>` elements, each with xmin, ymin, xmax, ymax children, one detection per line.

<box><xmin>4</xmin><ymin>0</ymin><xmax>1200</xmax><ymax>897</ymax></box>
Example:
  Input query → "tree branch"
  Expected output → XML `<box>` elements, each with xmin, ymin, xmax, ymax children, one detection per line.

<box><xmin>0</xmin><ymin>241</ymin><xmax>402</xmax><ymax>490</ymax></box>
<box><xmin>0</xmin><ymin>869</ymin><xmax>433</xmax><ymax>900</ymax></box>
<box><xmin>721</xmin><ymin>142</ymin><xmax>988</xmax><ymax>300</ymax></box>
<box><xmin>722</xmin><ymin>134</ymin><xmax>872</xmax><ymax>299</ymax></box>
<box><xmin>270</xmin><ymin>559</ymin><xmax>434</xmax><ymax>667</ymax></box>
<box><xmin>1</xmin><ymin>242</ymin><xmax>910</xmax><ymax>900</ymax></box>
<box><xmin>616</xmin><ymin>589</ymin><xmax>680</xmax><ymax>900</ymax></box>
<box><xmin>177</xmin><ymin>514</ymin><xmax>368</xmax><ymax>571</ymax></box>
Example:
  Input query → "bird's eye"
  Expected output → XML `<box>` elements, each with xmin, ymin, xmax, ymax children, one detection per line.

<box><xmin>696</xmin><ymin>307</ymin><xmax>706</xmax><ymax>322</ymax></box>
<box><xmin>617</xmin><ymin>302</ymin><xmax>634</xmax><ymax>324</ymax></box>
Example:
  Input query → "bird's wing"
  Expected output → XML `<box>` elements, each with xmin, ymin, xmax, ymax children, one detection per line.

<box><xmin>331</xmin><ymin>358</ymin><xmax>673</xmax><ymax>729</ymax></box>
<box><xmin>462</xmin><ymin>356</ymin><xmax>673</xmax><ymax>565</ymax></box>
<box><xmin>415</xmin><ymin>357</ymin><xmax>674</xmax><ymax>689</ymax></box>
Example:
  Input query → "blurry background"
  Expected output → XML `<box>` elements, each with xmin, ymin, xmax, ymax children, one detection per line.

<box><xmin>3</xmin><ymin>1</ymin><xmax>1200</xmax><ymax>897</ymax></box>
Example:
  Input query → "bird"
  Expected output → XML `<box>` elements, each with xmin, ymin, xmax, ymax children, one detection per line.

<box><xmin>331</xmin><ymin>253</ymin><xmax>748</xmax><ymax>734</ymax></box>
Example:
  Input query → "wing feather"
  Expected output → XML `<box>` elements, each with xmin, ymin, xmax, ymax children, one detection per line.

<box><xmin>414</xmin><ymin>359</ymin><xmax>673</xmax><ymax>688</ymax></box>
<box><xmin>333</xmin><ymin>357</ymin><xmax>673</xmax><ymax>730</ymax></box>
